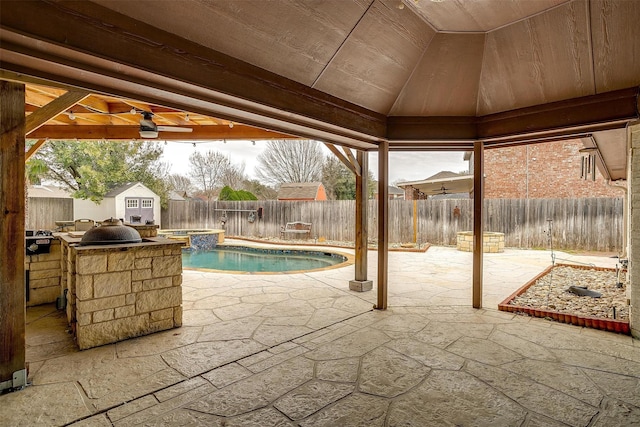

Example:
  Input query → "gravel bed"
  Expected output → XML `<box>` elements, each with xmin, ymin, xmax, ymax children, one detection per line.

<box><xmin>510</xmin><ymin>265</ymin><xmax>628</xmax><ymax>320</ymax></box>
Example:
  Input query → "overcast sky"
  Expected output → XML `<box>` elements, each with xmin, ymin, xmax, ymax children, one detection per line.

<box><xmin>161</xmin><ymin>140</ymin><xmax>468</xmax><ymax>185</ymax></box>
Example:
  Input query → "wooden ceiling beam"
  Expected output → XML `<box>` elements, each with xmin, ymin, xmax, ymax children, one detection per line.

<box><xmin>386</xmin><ymin>88</ymin><xmax>639</xmax><ymax>146</ymax></box>
<box><xmin>25</xmin><ymin>90</ymin><xmax>90</xmax><ymax>135</ymax></box>
<box><xmin>27</xmin><ymin>125</ymin><xmax>295</xmax><ymax>140</ymax></box>
<box><xmin>78</xmin><ymin>95</ymin><xmax>111</xmax><ymax>114</ymax></box>
<box><xmin>477</xmin><ymin>87</ymin><xmax>640</xmax><ymax>140</ymax></box>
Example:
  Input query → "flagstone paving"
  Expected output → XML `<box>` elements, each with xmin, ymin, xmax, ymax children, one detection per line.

<box><xmin>1</xmin><ymin>246</ymin><xmax>638</xmax><ymax>426</ymax></box>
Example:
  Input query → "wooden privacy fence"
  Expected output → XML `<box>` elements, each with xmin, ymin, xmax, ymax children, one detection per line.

<box><xmin>161</xmin><ymin>197</ymin><xmax>624</xmax><ymax>252</ymax></box>
<box><xmin>26</xmin><ymin>197</ymin><xmax>73</xmax><ymax>230</ymax></box>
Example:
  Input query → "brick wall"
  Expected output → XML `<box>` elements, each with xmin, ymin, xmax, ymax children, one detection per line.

<box><xmin>484</xmin><ymin>140</ymin><xmax>622</xmax><ymax>199</ymax></box>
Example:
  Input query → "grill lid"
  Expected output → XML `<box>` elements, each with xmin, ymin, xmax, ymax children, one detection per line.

<box><xmin>79</xmin><ymin>218</ymin><xmax>142</xmax><ymax>245</ymax></box>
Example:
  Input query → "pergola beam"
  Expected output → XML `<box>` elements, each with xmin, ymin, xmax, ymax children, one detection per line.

<box><xmin>25</xmin><ymin>90</ymin><xmax>90</xmax><ymax>135</ymax></box>
<box><xmin>342</xmin><ymin>147</ymin><xmax>361</xmax><ymax>176</ymax></box>
<box><xmin>27</xmin><ymin>125</ymin><xmax>295</xmax><ymax>141</ymax></box>
<box><xmin>324</xmin><ymin>143</ymin><xmax>359</xmax><ymax>175</ymax></box>
<box><xmin>25</xmin><ymin>139</ymin><xmax>46</xmax><ymax>161</ymax></box>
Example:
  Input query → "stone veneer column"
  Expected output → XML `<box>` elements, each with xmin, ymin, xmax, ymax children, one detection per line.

<box><xmin>73</xmin><ymin>242</ymin><xmax>183</xmax><ymax>349</ymax></box>
<box><xmin>630</xmin><ymin>125</ymin><xmax>640</xmax><ymax>338</ymax></box>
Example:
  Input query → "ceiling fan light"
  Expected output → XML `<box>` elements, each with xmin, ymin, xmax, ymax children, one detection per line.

<box><xmin>139</xmin><ymin>130</ymin><xmax>158</xmax><ymax>139</ymax></box>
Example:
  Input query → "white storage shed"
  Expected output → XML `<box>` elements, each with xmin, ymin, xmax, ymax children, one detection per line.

<box><xmin>73</xmin><ymin>182</ymin><xmax>161</xmax><ymax>226</ymax></box>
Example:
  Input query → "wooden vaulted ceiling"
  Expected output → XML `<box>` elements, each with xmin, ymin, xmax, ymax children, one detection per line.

<box><xmin>1</xmin><ymin>0</ymin><xmax>639</xmax><ymax>158</ymax></box>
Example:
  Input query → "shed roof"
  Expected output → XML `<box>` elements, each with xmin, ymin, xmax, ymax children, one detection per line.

<box><xmin>104</xmin><ymin>182</ymin><xmax>157</xmax><ymax>198</ymax></box>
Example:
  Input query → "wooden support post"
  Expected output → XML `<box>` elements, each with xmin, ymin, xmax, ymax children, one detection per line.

<box><xmin>472</xmin><ymin>140</ymin><xmax>484</xmax><ymax>309</ymax></box>
<box><xmin>350</xmin><ymin>151</ymin><xmax>372</xmax><ymax>292</ymax></box>
<box><xmin>377</xmin><ymin>140</ymin><xmax>389</xmax><ymax>309</ymax></box>
<box><xmin>413</xmin><ymin>200</ymin><xmax>418</xmax><ymax>244</ymax></box>
<box><xmin>0</xmin><ymin>81</ymin><xmax>26</xmax><ymax>390</ymax></box>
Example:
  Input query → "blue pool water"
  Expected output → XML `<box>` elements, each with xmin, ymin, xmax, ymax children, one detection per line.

<box><xmin>182</xmin><ymin>246</ymin><xmax>348</xmax><ymax>273</ymax></box>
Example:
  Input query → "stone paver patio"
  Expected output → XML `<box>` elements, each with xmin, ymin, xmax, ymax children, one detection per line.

<box><xmin>1</xmin><ymin>244</ymin><xmax>638</xmax><ymax>426</ymax></box>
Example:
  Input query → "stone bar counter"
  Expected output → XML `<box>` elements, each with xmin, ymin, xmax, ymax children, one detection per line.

<box><xmin>57</xmin><ymin>233</ymin><xmax>183</xmax><ymax>350</ymax></box>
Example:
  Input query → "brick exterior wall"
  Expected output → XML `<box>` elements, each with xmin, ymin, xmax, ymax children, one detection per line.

<box><xmin>484</xmin><ymin>140</ymin><xmax>622</xmax><ymax>199</ymax></box>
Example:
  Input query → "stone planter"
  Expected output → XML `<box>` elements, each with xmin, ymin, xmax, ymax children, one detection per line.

<box><xmin>456</xmin><ymin>231</ymin><xmax>504</xmax><ymax>253</ymax></box>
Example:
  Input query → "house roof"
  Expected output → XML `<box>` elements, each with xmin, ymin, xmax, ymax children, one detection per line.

<box><xmin>168</xmin><ymin>191</ymin><xmax>186</xmax><ymax>201</ymax></box>
<box><xmin>374</xmin><ymin>185</ymin><xmax>405</xmax><ymax>195</ymax></box>
<box><xmin>277</xmin><ymin>182</ymin><xmax>324</xmax><ymax>200</ymax></box>
<box><xmin>397</xmin><ymin>173</ymin><xmax>474</xmax><ymax>196</ymax></box>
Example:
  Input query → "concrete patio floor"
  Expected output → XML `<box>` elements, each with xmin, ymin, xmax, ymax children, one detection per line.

<box><xmin>1</xmin><ymin>244</ymin><xmax>639</xmax><ymax>426</ymax></box>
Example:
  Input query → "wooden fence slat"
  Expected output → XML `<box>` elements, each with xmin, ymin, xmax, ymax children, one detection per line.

<box><xmin>150</xmin><ymin>197</ymin><xmax>626</xmax><ymax>251</ymax></box>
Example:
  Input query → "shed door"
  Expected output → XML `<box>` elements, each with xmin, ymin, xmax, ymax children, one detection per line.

<box><xmin>125</xmin><ymin>197</ymin><xmax>154</xmax><ymax>224</ymax></box>
<box><xmin>140</xmin><ymin>198</ymin><xmax>154</xmax><ymax>224</ymax></box>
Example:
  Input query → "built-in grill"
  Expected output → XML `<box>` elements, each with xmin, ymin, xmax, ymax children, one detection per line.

<box><xmin>79</xmin><ymin>218</ymin><xmax>142</xmax><ymax>245</ymax></box>
<box><xmin>26</xmin><ymin>230</ymin><xmax>53</xmax><ymax>255</ymax></box>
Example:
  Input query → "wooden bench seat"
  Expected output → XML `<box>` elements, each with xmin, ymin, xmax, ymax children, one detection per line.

<box><xmin>280</xmin><ymin>221</ymin><xmax>312</xmax><ymax>239</ymax></box>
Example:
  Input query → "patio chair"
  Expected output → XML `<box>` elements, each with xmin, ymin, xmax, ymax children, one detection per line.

<box><xmin>74</xmin><ymin>219</ymin><xmax>95</xmax><ymax>231</ymax></box>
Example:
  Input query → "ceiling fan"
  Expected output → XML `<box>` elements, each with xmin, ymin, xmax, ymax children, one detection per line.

<box><xmin>439</xmin><ymin>185</ymin><xmax>449</xmax><ymax>195</ymax></box>
<box><xmin>139</xmin><ymin>111</ymin><xmax>193</xmax><ymax>139</ymax></box>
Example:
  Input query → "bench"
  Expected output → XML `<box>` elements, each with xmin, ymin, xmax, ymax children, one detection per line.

<box><xmin>280</xmin><ymin>221</ymin><xmax>312</xmax><ymax>240</ymax></box>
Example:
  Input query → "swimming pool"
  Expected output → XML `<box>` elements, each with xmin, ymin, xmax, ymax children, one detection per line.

<box><xmin>182</xmin><ymin>245</ymin><xmax>350</xmax><ymax>273</ymax></box>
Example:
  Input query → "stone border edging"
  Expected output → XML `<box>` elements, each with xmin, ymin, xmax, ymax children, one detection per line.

<box><xmin>498</xmin><ymin>263</ymin><xmax>630</xmax><ymax>335</ymax></box>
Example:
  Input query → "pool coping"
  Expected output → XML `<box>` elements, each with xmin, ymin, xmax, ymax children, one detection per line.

<box><xmin>228</xmin><ymin>236</ymin><xmax>430</xmax><ymax>252</ymax></box>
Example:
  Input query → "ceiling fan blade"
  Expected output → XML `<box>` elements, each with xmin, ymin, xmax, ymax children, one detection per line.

<box><xmin>156</xmin><ymin>125</ymin><xmax>193</xmax><ymax>133</ymax></box>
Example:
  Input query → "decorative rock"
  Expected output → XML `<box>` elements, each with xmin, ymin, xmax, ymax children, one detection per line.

<box><xmin>509</xmin><ymin>266</ymin><xmax>628</xmax><ymax>320</ymax></box>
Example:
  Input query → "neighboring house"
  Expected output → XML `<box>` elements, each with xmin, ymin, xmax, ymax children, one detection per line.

<box><xmin>478</xmin><ymin>139</ymin><xmax>622</xmax><ymax>198</ymax></box>
<box><xmin>400</xmin><ymin>139</ymin><xmax>623</xmax><ymax>200</ymax></box>
<box><xmin>277</xmin><ymin>182</ymin><xmax>327</xmax><ymax>201</ymax></box>
<box><xmin>399</xmin><ymin>171</ymin><xmax>473</xmax><ymax>200</ymax></box>
<box><xmin>74</xmin><ymin>182</ymin><xmax>161</xmax><ymax>226</ymax></box>
<box><xmin>373</xmin><ymin>185</ymin><xmax>406</xmax><ymax>200</ymax></box>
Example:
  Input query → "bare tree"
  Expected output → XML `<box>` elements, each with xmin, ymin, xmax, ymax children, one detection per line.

<box><xmin>188</xmin><ymin>151</ymin><xmax>232</xmax><ymax>200</ymax></box>
<box><xmin>221</xmin><ymin>161</ymin><xmax>248</xmax><ymax>189</ymax></box>
<box><xmin>255</xmin><ymin>139</ymin><xmax>324</xmax><ymax>186</ymax></box>
<box><xmin>167</xmin><ymin>174</ymin><xmax>193</xmax><ymax>196</ymax></box>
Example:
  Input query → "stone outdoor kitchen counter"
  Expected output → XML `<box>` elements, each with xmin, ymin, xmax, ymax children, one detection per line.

<box><xmin>57</xmin><ymin>233</ymin><xmax>183</xmax><ymax>350</ymax></box>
